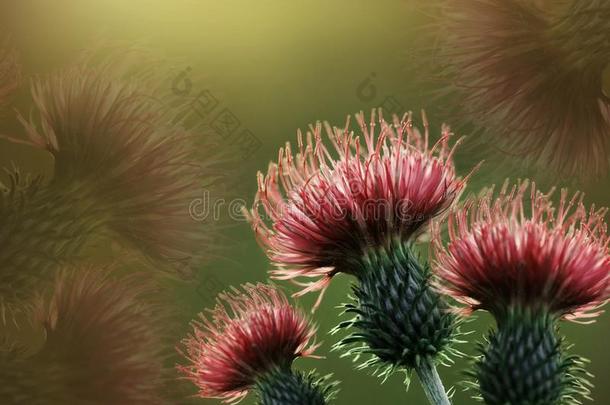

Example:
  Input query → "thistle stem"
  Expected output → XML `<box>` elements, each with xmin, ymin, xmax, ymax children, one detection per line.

<box><xmin>415</xmin><ymin>357</ymin><xmax>450</xmax><ymax>405</ymax></box>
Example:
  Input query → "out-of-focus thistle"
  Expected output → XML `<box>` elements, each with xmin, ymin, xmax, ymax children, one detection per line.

<box><xmin>0</xmin><ymin>36</ymin><xmax>20</xmax><ymax>109</ymax></box>
<box><xmin>416</xmin><ymin>0</ymin><xmax>610</xmax><ymax>180</ymax></box>
<box><xmin>433</xmin><ymin>180</ymin><xmax>610</xmax><ymax>404</ymax></box>
<box><xmin>0</xmin><ymin>52</ymin><xmax>224</xmax><ymax>290</ymax></box>
<box><xmin>16</xmin><ymin>62</ymin><xmax>212</xmax><ymax>265</ymax></box>
<box><xmin>177</xmin><ymin>283</ymin><xmax>336</xmax><ymax>404</ymax></box>
<box><xmin>0</xmin><ymin>57</ymin><xmax>214</xmax><ymax>321</ymax></box>
<box><xmin>246</xmin><ymin>109</ymin><xmax>478</xmax><ymax>404</ymax></box>
<box><xmin>0</xmin><ymin>267</ymin><xmax>168</xmax><ymax>404</ymax></box>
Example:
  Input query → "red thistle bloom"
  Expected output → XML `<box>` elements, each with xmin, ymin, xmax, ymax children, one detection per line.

<box><xmin>178</xmin><ymin>283</ymin><xmax>320</xmax><ymax>403</ymax></box>
<box><xmin>247</xmin><ymin>109</ymin><xmax>471</xmax><ymax>302</ymax></box>
<box><xmin>433</xmin><ymin>180</ymin><xmax>610</xmax><ymax>321</ymax></box>
<box><xmin>420</xmin><ymin>0</ymin><xmax>610</xmax><ymax>179</ymax></box>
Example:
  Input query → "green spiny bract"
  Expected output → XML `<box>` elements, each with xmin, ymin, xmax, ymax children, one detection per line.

<box><xmin>333</xmin><ymin>239</ymin><xmax>459</xmax><ymax>381</ymax></box>
<box><xmin>474</xmin><ymin>307</ymin><xmax>591</xmax><ymax>405</ymax></box>
<box><xmin>255</xmin><ymin>367</ymin><xmax>337</xmax><ymax>405</ymax></box>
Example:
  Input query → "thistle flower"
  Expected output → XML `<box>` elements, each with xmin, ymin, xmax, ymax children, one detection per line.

<box><xmin>3</xmin><ymin>56</ymin><xmax>223</xmax><ymax>272</ymax></box>
<box><xmin>434</xmin><ymin>180</ymin><xmax>610</xmax><ymax>320</ymax></box>
<box><xmin>177</xmin><ymin>283</ymin><xmax>335</xmax><ymax>404</ymax></box>
<box><xmin>0</xmin><ymin>36</ymin><xmax>20</xmax><ymax>109</ymax></box>
<box><xmin>248</xmin><ymin>109</ymin><xmax>468</xmax><ymax>300</ymax></box>
<box><xmin>418</xmin><ymin>0</ymin><xmax>610</xmax><ymax>180</ymax></box>
<box><xmin>247</xmin><ymin>109</ymin><xmax>476</xmax><ymax>404</ymax></box>
<box><xmin>0</xmin><ymin>267</ymin><xmax>168</xmax><ymax>403</ymax></box>
<box><xmin>23</xmin><ymin>65</ymin><xmax>203</xmax><ymax>263</ymax></box>
<box><xmin>433</xmin><ymin>180</ymin><xmax>610</xmax><ymax>404</ymax></box>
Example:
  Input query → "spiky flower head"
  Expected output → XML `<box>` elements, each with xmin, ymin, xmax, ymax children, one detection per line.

<box><xmin>5</xmin><ymin>53</ymin><xmax>222</xmax><ymax>272</ymax></box>
<box><xmin>0</xmin><ymin>267</ymin><xmax>168</xmax><ymax>403</ymax></box>
<box><xmin>418</xmin><ymin>0</ymin><xmax>610</xmax><ymax>179</ymax></box>
<box><xmin>247</xmin><ymin>109</ymin><xmax>469</xmax><ymax>301</ymax></box>
<box><xmin>178</xmin><ymin>283</ymin><xmax>322</xmax><ymax>403</ymax></box>
<box><xmin>433</xmin><ymin>180</ymin><xmax>610</xmax><ymax>321</ymax></box>
<box><xmin>332</xmin><ymin>239</ymin><xmax>460</xmax><ymax>380</ymax></box>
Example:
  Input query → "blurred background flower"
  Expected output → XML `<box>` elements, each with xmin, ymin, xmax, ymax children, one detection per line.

<box><xmin>0</xmin><ymin>48</ymin><xmax>228</xmax><ymax>325</ymax></box>
<box><xmin>13</xmin><ymin>50</ymin><xmax>225</xmax><ymax>270</ymax></box>
<box><xmin>410</xmin><ymin>0</ymin><xmax>610</xmax><ymax>181</ymax></box>
<box><xmin>0</xmin><ymin>267</ymin><xmax>170</xmax><ymax>404</ymax></box>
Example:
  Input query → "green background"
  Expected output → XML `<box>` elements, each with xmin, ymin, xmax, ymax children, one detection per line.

<box><xmin>0</xmin><ymin>1</ymin><xmax>608</xmax><ymax>404</ymax></box>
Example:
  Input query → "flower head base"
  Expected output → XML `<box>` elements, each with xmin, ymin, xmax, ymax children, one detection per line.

<box><xmin>247</xmin><ymin>109</ymin><xmax>471</xmax><ymax>301</ymax></box>
<box><xmin>178</xmin><ymin>283</ymin><xmax>320</xmax><ymax>403</ymax></box>
<box><xmin>332</xmin><ymin>239</ymin><xmax>460</xmax><ymax>383</ymax></box>
<box><xmin>473</xmin><ymin>306</ymin><xmax>591</xmax><ymax>405</ymax></box>
<box><xmin>434</xmin><ymin>180</ymin><xmax>610</xmax><ymax>321</ymax></box>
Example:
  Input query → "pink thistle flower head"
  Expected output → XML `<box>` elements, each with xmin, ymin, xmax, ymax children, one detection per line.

<box><xmin>178</xmin><ymin>283</ymin><xmax>320</xmax><ymax>403</ymax></box>
<box><xmin>433</xmin><ymin>180</ymin><xmax>610</xmax><ymax>322</ymax></box>
<box><xmin>247</xmin><ymin>109</ymin><xmax>473</xmax><ymax>303</ymax></box>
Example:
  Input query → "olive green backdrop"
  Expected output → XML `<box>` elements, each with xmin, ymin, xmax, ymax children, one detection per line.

<box><xmin>0</xmin><ymin>1</ymin><xmax>607</xmax><ymax>404</ymax></box>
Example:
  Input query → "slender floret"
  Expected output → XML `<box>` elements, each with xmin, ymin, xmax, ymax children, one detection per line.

<box><xmin>178</xmin><ymin>283</ymin><xmax>333</xmax><ymax>404</ymax></box>
<box><xmin>434</xmin><ymin>180</ymin><xmax>610</xmax><ymax>321</ymax></box>
<box><xmin>248</xmin><ymin>109</ymin><xmax>470</xmax><ymax>301</ymax></box>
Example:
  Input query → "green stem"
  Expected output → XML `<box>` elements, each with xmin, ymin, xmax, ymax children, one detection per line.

<box><xmin>416</xmin><ymin>357</ymin><xmax>450</xmax><ymax>405</ymax></box>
